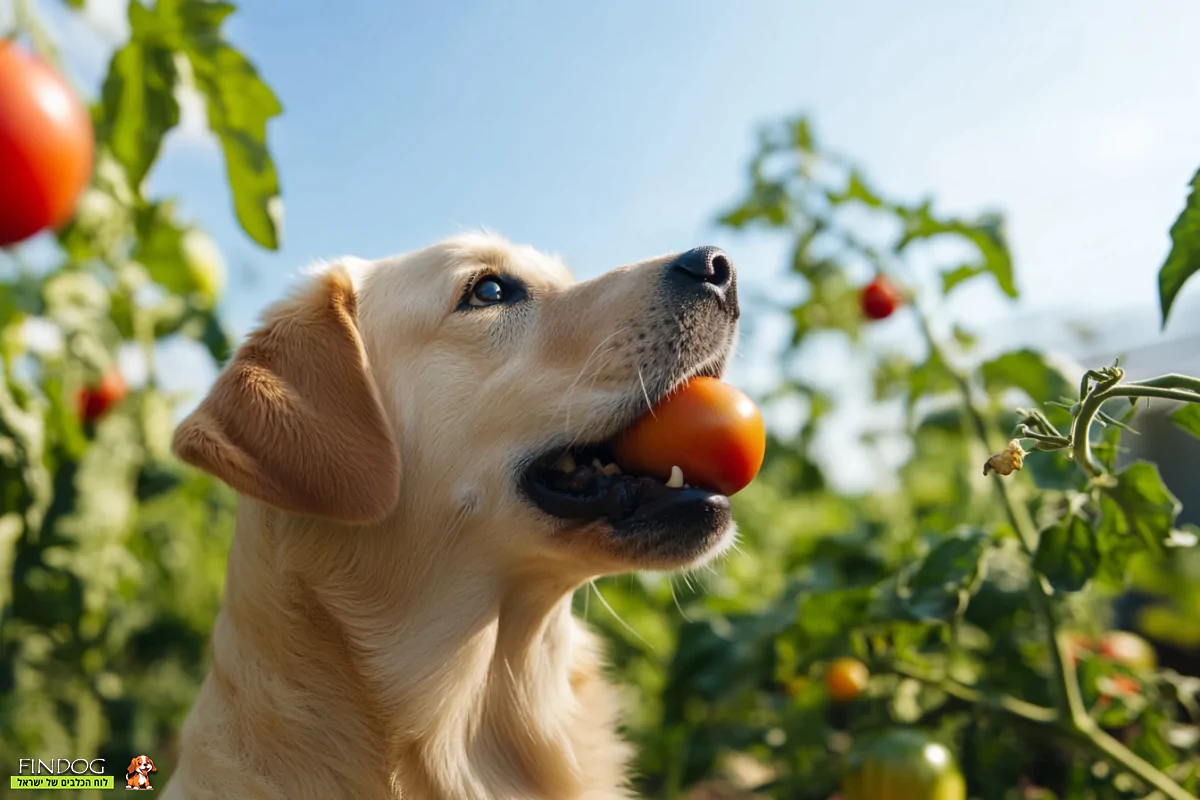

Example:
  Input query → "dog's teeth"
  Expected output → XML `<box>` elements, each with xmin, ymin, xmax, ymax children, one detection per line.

<box><xmin>555</xmin><ymin>452</ymin><xmax>577</xmax><ymax>473</ymax></box>
<box><xmin>666</xmin><ymin>465</ymin><xmax>684</xmax><ymax>488</ymax></box>
<box><xmin>602</xmin><ymin>462</ymin><xmax>622</xmax><ymax>476</ymax></box>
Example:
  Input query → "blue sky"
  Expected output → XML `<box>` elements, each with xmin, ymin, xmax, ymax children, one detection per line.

<box><xmin>21</xmin><ymin>0</ymin><xmax>1200</xmax><ymax>488</ymax></box>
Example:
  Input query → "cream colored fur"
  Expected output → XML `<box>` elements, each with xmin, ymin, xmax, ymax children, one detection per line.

<box><xmin>164</xmin><ymin>233</ymin><xmax>737</xmax><ymax>799</ymax></box>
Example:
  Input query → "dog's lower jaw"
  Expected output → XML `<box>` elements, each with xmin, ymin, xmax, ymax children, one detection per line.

<box><xmin>164</xmin><ymin>503</ymin><xmax>634</xmax><ymax>800</ymax></box>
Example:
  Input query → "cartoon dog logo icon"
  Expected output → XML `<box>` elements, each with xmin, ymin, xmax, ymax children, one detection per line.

<box><xmin>125</xmin><ymin>755</ymin><xmax>156</xmax><ymax>790</ymax></box>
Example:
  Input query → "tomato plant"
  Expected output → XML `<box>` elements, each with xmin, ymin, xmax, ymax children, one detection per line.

<box><xmin>0</xmin><ymin>40</ymin><xmax>94</xmax><ymax>246</ymax></box>
<box><xmin>615</xmin><ymin>376</ymin><xmax>765</xmax><ymax>496</ymax></box>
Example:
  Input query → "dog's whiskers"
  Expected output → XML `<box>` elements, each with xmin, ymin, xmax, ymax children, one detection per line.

<box><xmin>637</xmin><ymin>368</ymin><xmax>657</xmax><ymax>419</ymax></box>
<box><xmin>589</xmin><ymin>579</ymin><xmax>653</xmax><ymax>652</ymax></box>
<box><xmin>556</xmin><ymin>326</ymin><xmax>630</xmax><ymax>435</ymax></box>
<box><xmin>669</xmin><ymin>577</ymin><xmax>692</xmax><ymax>623</ymax></box>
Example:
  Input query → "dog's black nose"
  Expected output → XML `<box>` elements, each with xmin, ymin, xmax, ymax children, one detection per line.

<box><xmin>669</xmin><ymin>246</ymin><xmax>733</xmax><ymax>290</ymax></box>
<box><xmin>665</xmin><ymin>246</ymin><xmax>737</xmax><ymax>314</ymax></box>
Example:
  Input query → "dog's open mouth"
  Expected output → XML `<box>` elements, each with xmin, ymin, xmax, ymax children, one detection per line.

<box><xmin>520</xmin><ymin>439</ymin><xmax>727</xmax><ymax>528</ymax></box>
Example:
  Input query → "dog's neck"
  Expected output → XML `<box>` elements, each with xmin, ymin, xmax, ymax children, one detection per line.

<box><xmin>174</xmin><ymin>501</ymin><xmax>630</xmax><ymax>800</ymax></box>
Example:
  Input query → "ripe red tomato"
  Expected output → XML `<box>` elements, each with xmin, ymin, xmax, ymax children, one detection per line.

<box><xmin>614</xmin><ymin>377</ymin><xmax>765</xmax><ymax>496</ymax></box>
<box><xmin>860</xmin><ymin>274</ymin><xmax>902</xmax><ymax>320</ymax></box>
<box><xmin>78</xmin><ymin>371</ymin><xmax>127</xmax><ymax>423</ymax></box>
<box><xmin>1098</xmin><ymin>631</ymin><xmax>1156</xmax><ymax>672</ymax></box>
<box><xmin>0</xmin><ymin>41</ymin><xmax>95</xmax><ymax>246</ymax></box>
<box><xmin>825</xmin><ymin>658</ymin><xmax>869</xmax><ymax>702</ymax></box>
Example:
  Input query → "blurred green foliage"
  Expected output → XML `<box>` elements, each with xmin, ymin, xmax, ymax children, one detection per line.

<box><xmin>1</xmin><ymin>0</ymin><xmax>271</xmax><ymax>792</ymax></box>
<box><xmin>3</xmin><ymin>5</ymin><xmax>1200</xmax><ymax>800</ymax></box>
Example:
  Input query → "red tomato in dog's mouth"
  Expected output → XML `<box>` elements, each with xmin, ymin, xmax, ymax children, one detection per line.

<box><xmin>614</xmin><ymin>377</ymin><xmax>765</xmax><ymax>496</ymax></box>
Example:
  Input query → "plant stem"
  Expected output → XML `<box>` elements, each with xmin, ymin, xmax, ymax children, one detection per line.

<box><xmin>1072</xmin><ymin>382</ymin><xmax>1200</xmax><ymax>478</ymax></box>
<box><xmin>892</xmin><ymin>662</ymin><xmax>1058</xmax><ymax>725</ymax></box>
<box><xmin>912</xmin><ymin>310</ymin><xmax>1198</xmax><ymax>800</ymax></box>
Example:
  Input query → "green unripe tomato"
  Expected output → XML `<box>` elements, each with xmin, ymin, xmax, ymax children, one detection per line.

<box><xmin>843</xmin><ymin>729</ymin><xmax>966</xmax><ymax>800</ymax></box>
<box><xmin>182</xmin><ymin>229</ymin><xmax>227</xmax><ymax>303</ymax></box>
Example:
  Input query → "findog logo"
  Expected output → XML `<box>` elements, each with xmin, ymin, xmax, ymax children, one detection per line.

<box><xmin>11</xmin><ymin>758</ymin><xmax>111</xmax><ymax>790</ymax></box>
<box><xmin>125</xmin><ymin>755</ymin><xmax>156</xmax><ymax>791</ymax></box>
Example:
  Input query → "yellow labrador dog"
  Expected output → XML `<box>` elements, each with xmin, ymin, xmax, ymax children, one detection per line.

<box><xmin>164</xmin><ymin>233</ymin><xmax>740</xmax><ymax>799</ymax></box>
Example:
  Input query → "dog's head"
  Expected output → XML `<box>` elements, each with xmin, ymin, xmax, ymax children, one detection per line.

<box><xmin>174</xmin><ymin>233</ymin><xmax>740</xmax><ymax>576</ymax></box>
<box><xmin>127</xmin><ymin>755</ymin><xmax>155</xmax><ymax>775</ymax></box>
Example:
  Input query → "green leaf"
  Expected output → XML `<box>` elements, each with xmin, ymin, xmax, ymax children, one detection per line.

<box><xmin>1033</xmin><ymin>514</ymin><xmax>1097</xmax><ymax>592</ymax></box>
<box><xmin>132</xmin><ymin>202</ymin><xmax>201</xmax><ymax>296</ymax></box>
<box><xmin>178</xmin><ymin>1</ymin><xmax>284</xmax><ymax>249</ymax></box>
<box><xmin>826</xmin><ymin>170</ymin><xmax>882</xmax><ymax>208</ymax></box>
<box><xmin>951</xmin><ymin>325</ymin><xmax>977</xmax><ymax>349</ymax></box>
<box><xmin>1096</xmin><ymin>461</ymin><xmax>1181</xmax><ymax>579</ymax></box>
<box><xmin>980</xmin><ymin>348</ymin><xmax>1073</xmax><ymax>405</ymax></box>
<box><xmin>897</xmin><ymin>205</ymin><xmax>1018</xmax><ymax>298</ymax></box>
<box><xmin>901</xmin><ymin>529</ymin><xmax>989</xmax><ymax>622</ymax></box>
<box><xmin>1158</xmin><ymin>167</ymin><xmax>1200</xmax><ymax>327</ymax></box>
<box><xmin>197</xmin><ymin>311</ymin><xmax>234</xmax><ymax>365</ymax></box>
<box><xmin>1169</xmin><ymin>403</ymin><xmax>1200</xmax><ymax>439</ymax></box>
<box><xmin>99</xmin><ymin>37</ymin><xmax>180</xmax><ymax>190</ymax></box>
<box><xmin>940</xmin><ymin>263</ymin><xmax>986</xmax><ymax>296</ymax></box>
<box><xmin>790</xmin><ymin>116</ymin><xmax>815</xmax><ymax>153</ymax></box>
<box><xmin>1025</xmin><ymin>450</ymin><xmax>1078</xmax><ymax>491</ymax></box>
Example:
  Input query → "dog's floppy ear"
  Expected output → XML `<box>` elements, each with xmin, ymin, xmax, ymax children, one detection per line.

<box><xmin>126</xmin><ymin>759</ymin><xmax>138</xmax><ymax>775</ymax></box>
<box><xmin>148</xmin><ymin>759</ymin><xmax>156</xmax><ymax>773</ymax></box>
<box><xmin>173</xmin><ymin>267</ymin><xmax>400</xmax><ymax>524</ymax></box>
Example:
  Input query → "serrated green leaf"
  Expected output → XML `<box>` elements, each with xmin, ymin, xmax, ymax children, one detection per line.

<box><xmin>1169</xmin><ymin>403</ymin><xmax>1200</xmax><ymax>439</ymax></box>
<box><xmin>897</xmin><ymin>205</ymin><xmax>1017</xmax><ymax>298</ymax></box>
<box><xmin>980</xmin><ymin>348</ymin><xmax>1073</xmax><ymax>405</ymax></box>
<box><xmin>1033</xmin><ymin>514</ymin><xmax>1097</xmax><ymax>592</ymax></box>
<box><xmin>1096</xmin><ymin>461</ymin><xmax>1180</xmax><ymax>580</ymax></box>
<box><xmin>1158</xmin><ymin>167</ymin><xmax>1200</xmax><ymax>327</ymax></box>
<box><xmin>178</xmin><ymin>0</ymin><xmax>283</xmax><ymax>249</ymax></box>
<box><xmin>99</xmin><ymin>39</ymin><xmax>180</xmax><ymax>190</ymax></box>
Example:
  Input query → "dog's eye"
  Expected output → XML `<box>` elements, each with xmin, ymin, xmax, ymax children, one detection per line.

<box><xmin>458</xmin><ymin>273</ymin><xmax>528</xmax><ymax>311</ymax></box>
<box><xmin>470</xmin><ymin>277</ymin><xmax>505</xmax><ymax>307</ymax></box>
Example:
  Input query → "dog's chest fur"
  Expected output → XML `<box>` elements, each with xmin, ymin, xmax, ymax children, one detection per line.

<box><xmin>161</xmin><ymin>506</ymin><xmax>634</xmax><ymax>800</ymax></box>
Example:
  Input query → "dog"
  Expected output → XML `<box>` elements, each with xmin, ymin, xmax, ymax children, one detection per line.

<box><xmin>161</xmin><ymin>233</ymin><xmax>740</xmax><ymax>799</ymax></box>
<box><xmin>126</xmin><ymin>755</ymin><xmax>156</xmax><ymax>790</ymax></box>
